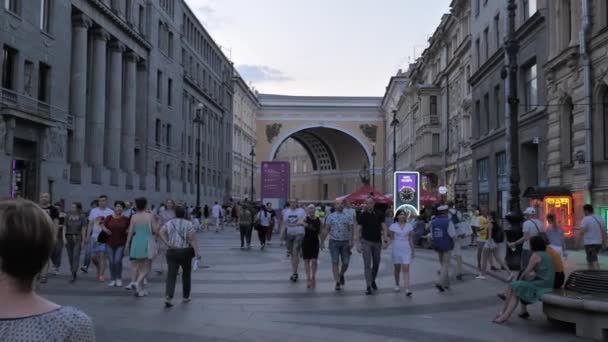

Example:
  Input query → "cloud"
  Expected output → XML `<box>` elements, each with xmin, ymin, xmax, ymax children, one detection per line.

<box><xmin>237</xmin><ymin>65</ymin><xmax>292</xmax><ymax>83</ymax></box>
<box><xmin>194</xmin><ymin>5</ymin><xmax>231</xmax><ymax>30</ymax></box>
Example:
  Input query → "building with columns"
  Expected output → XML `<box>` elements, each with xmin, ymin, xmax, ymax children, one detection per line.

<box><xmin>0</xmin><ymin>0</ymin><xmax>233</xmax><ymax>206</ymax></box>
<box><xmin>232</xmin><ymin>74</ymin><xmax>259</xmax><ymax>201</ymax></box>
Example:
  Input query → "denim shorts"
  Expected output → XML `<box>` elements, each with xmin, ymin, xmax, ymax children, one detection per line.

<box><xmin>286</xmin><ymin>234</ymin><xmax>304</xmax><ymax>254</ymax></box>
<box><xmin>329</xmin><ymin>239</ymin><xmax>351</xmax><ymax>265</ymax></box>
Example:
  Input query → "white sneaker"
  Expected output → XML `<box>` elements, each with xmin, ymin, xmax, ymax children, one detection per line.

<box><xmin>475</xmin><ymin>275</ymin><xmax>487</xmax><ymax>280</ymax></box>
<box><xmin>394</xmin><ymin>286</ymin><xmax>401</xmax><ymax>293</ymax></box>
<box><xmin>125</xmin><ymin>282</ymin><xmax>135</xmax><ymax>290</ymax></box>
<box><xmin>108</xmin><ymin>280</ymin><xmax>116</xmax><ymax>287</ymax></box>
<box><xmin>51</xmin><ymin>267</ymin><xmax>59</xmax><ymax>275</ymax></box>
<box><xmin>116</xmin><ymin>279</ymin><xmax>123</xmax><ymax>287</ymax></box>
<box><xmin>143</xmin><ymin>278</ymin><xmax>148</xmax><ymax>285</ymax></box>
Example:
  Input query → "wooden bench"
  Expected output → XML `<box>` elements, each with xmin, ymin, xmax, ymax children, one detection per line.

<box><xmin>542</xmin><ymin>270</ymin><xmax>608</xmax><ymax>340</ymax></box>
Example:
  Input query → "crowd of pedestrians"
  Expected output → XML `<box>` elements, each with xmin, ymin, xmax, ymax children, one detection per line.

<box><xmin>0</xmin><ymin>191</ymin><xmax>606</xmax><ymax>340</ymax></box>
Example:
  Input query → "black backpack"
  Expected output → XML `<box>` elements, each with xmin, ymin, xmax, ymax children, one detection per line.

<box><xmin>491</xmin><ymin>221</ymin><xmax>504</xmax><ymax>243</ymax></box>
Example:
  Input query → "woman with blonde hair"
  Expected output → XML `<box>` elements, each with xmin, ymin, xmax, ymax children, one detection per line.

<box><xmin>0</xmin><ymin>199</ymin><xmax>94</xmax><ymax>340</ymax></box>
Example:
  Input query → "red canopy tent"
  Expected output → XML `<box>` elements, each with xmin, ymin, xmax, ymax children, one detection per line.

<box><xmin>420</xmin><ymin>189</ymin><xmax>443</xmax><ymax>207</ymax></box>
<box><xmin>337</xmin><ymin>184</ymin><xmax>393</xmax><ymax>204</ymax></box>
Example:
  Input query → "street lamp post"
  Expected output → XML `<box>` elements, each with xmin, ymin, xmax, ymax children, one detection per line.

<box><xmin>371</xmin><ymin>144</ymin><xmax>376</xmax><ymax>189</ymax></box>
<box><xmin>193</xmin><ymin>103</ymin><xmax>205</xmax><ymax>208</ymax></box>
<box><xmin>249</xmin><ymin>146</ymin><xmax>256</xmax><ymax>201</ymax></box>
<box><xmin>390</xmin><ymin>110</ymin><xmax>399</xmax><ymax>174</ymax></box>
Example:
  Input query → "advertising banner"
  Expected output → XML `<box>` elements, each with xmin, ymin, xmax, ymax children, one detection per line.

<box><xmin>261</xmin><ymin>161</ymin><xmax>290</xmax><ymax>209</ymax></box>
<box><xmin>394</xmin><ymin>171</ymin><xmax>420</xmax><ymax>216</ymax></box>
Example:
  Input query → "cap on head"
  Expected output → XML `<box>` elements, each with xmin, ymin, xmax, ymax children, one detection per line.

<box><xmin>437</xmin><ymin>205</ymin><xmax>449</xmax><ymax>212</ymax></box>
<box><xmin>523</xmin><ymin>207</ymin><xmax>536</xmax><ymax>215</ymax></box>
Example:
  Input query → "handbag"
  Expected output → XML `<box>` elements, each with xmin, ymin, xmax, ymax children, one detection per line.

<box><xmin>147</xmin><ymin>222</ymin><xmax>158</xmax><ymax>259</ymax></box>
<box><xmin>97</xmin><ymin>230</ymin><xmax>109</xmax><ymax>243</ymax></box>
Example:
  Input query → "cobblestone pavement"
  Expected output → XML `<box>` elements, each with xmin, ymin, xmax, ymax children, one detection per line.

<box><xmin>39</xmin><ymin>228</ymin><xmax>581</xmax><ymax>342</ymax></box>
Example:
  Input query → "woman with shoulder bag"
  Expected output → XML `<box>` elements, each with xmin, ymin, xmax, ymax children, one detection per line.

<box><xmin>256</xmin><ymin>204</ymin><xmax>271</xmax><ymax>250</ymax></box>
<box><xmin>125</xmin><ymin>197</ymin><xmax>157</xmax><ymax>297</ymax></box>
<box><xmin>160</xmin><ymin>206</ymin><xmax>199</xmax><ymax>308</ymax></box>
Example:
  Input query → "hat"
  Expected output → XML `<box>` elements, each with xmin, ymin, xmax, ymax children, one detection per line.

<box><xmin>523</xmin><ymin>207</ymin><xmax>536</xmax><ymax>215</ymax></box>
<box><xmin>437</xmin><ymin>205</ymin><xmax>449</xmax><ymax>211</ymax></box>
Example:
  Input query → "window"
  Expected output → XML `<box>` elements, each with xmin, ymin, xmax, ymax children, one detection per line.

<box><xmin>125</xmin><ymin>0</ymin><xmax>132</xmax><ymax>22</ymax></box>
<box><xmin>181</xmin><ymin>48</ymin><xmax>186</xmax><ymax>66</ymax></box>
<box><xmin>167</xmin><ymin>78</ymin><xmax>172</xmax><ymax>106</ymax></box>
<box><xmin>524</xmin><ymin>63</ymin><xmax>538</xmax><ymax>110</ymax></box>
<box><xmin>5</xmin><ymin>0</ymin><xmax>18</xmax><ymax>14</ymax></box>
<box><xmin>23</xmin><ymin>60</ymin><xmax>33</xmax><ymax>96</ymax></box>
<box><xmin>494</xmin><ymin>14</ymin><xmax>500</xmax><ymax>50</ymax></box>
<box><xmin>430</xmin><ymin>96</ymin><xmax>437</xmax><ymax>116</ymax></box>
<box><xmin>168</xmin><ymin>31</ymin><xmax>173</xmax><ymax>58</ymax></box>
<box><xmin>323</xmin><ymin>184</ymin><xmax>329</xmax><ymax>200</ymax></box>
<box><xmin>477</xmin><ymin>158</ymin><xmax>490</xmax><ymax>208</ymax></box>
<box><xmin>2</xmin><ymin>45</ymin><xmax>17</xmax><ymax>90</ymax></box>
<box><xmin>40</xmin><ymin>0</ymin><xmax>51</xmax><ymax>32</ymax></box>
<box><xmin>432</xmin><ymin>134</ymin><xmax>440</xmax><ymax>154</ymax></box>
<box><xmin>157</xmin><ymin>21</ymin><xmax>162</xmax><ymax>47</ymax></box>
<box><xmin>156</xmin><ymin>70</ymin><xmax>162</xmax><ymax>101</ymax></box>
<box><xmin>560</xmin><ymin>98</ymin><xmax>574</xmax><ymax>165</ymax></box>
<box><xmin>496</xmin><ymin>151</ymin><xmax>507</xmax><ymax>218</ymax></box>
<box><xmin>483</xmin><ymin>27</ymin><xmax>489</xmax><ymax>61</ymax></box>
<box><xmin>138</xmin><ymin>5</ymin><xmax>145</xmax><ymax>33</ymax></box>
<box><xmin>475</xmin><ymin>38</ymin><xmax>481</xmax><ymax>68</ymax></box>
<box><xmin>482</xmin><ymin>93</ymin><xmax>490</xmax><ymax>134</ymax></box>
<box><xmin>38</xmin><ymin>63</ymin><xmax>51</xmax><ymax>103</ymax></box>
<box><xmin>166</xmin><ymin>164</ymin><xmax>171</xmax><ymax>192</ymax></box>
<box><xmin>559</xmin><ymin>0</ymin><xmax>572</xmax><ymax>50</ymax></box>
<box><xmin>166</xmin><ymin>124</ymin><xmax>171</xmax><ymax>147</ymax></box>
<box><xmin>155</xmin><ymin>162</ymin><xmax>161</xmax><ymax>191</ymax></box>
<box><xmin>475</xmin><ymin>0</ymin><xmax>480</xmax><ymax>16</ymax></box>
<box><xmin>494</xmin><ymin>85</ymin><xmax>501</xmax><ymax>129</ymax></box>
<box><xmin>474</xmin><ymin>100</ymin><xmax>481</xmax><ymax>138</ymax></box>
<box><xmin>155</xmin><ymin>119</ymin><xmax>161</xmax><ymax>145</ymax></box>
<box><xmin>465</xmin><ymin>65</ymin><xmax>471</xmax><ymax>94</ymax></box>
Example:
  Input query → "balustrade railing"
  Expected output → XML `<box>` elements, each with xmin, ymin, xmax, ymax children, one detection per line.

<box><xmin>1</xmin><ymin>88</ymin><xmax>70</xmax><ymax>125</ymax></box>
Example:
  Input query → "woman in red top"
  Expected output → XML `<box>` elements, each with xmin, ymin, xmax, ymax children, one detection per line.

<box><xmin>104</xmin><ymin>201</ymin><xmax>130</xmax><ymax>287</ymax></box>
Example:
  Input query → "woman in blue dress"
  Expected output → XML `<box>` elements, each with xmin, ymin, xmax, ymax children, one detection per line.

<box><xmin>493</xmin><ymin>235</ymin><xmax>555</xmax><ymax>323</ymax></box>
<box><xmin>126</xmin><ymin>197</ymin><xmax>158</xmax><ymax>297</ymax></box>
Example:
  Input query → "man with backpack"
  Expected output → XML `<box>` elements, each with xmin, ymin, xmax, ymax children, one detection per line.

<box><xmin>431</xmin><ymin>205</ymin><xmax>456</xmax><ymax>292</ymax></box>
<box><xmin>447</xmin><ymin>202</ymin><xmax>465</xmax><ymax>280</ymax></box>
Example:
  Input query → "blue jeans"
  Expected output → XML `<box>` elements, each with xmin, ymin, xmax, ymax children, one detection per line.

<box><xmin>107</xmin><ymin>245</ymin><xmax>125</xmax><ymax>281</ymax></box>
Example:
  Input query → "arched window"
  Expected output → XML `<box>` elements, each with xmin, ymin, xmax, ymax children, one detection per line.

<box><xmin>560</xmin><ymin>97</ymin><xmax>574</xmax><ymax>165</ymax></box>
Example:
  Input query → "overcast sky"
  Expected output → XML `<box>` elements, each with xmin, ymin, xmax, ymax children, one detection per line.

<box><xmin>186</xmin><ymin>0</ymin><xmax>451</xmax><ymax>96</ymax></box>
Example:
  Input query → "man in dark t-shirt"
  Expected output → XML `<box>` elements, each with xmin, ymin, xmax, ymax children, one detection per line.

<box><xmin>39</xmin><ymin>192</ymin><xmax>59</xmax><ymax>283</ymax></box>
<box><xmin>355</xmin><ymin>198</ymin><xmax>387</xmax><ymax>295</ymax></box>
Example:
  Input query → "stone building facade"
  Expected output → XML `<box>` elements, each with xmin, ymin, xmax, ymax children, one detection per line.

<box><xmin>381</xmin><ymin>70</ymin><xmax>408</xmax><ymax>193</ymax></box>
<box><xmin>544</xmin><ymin>0</ymin><xmax>608</xmax><ymax>222</ymax></box>
<box><xmin>0</xmin><ymin>0</ymin><xmax>233</xmax><ymax>207</ymax></box>
<box><xmin>231</xmin><ymin>74</ymin><xmax>258</xmax><ymax>201</ymax></box>
<box><xmin>469</xmin><ymin>0</ymin><xmax>549</xmax><ymax>218</ymax></box>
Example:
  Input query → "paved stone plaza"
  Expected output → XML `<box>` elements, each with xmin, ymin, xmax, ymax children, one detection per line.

<box><xmin>39</xmin><ymin>230</ymin><xmax>583</xmax><ymax>342</ymax></box>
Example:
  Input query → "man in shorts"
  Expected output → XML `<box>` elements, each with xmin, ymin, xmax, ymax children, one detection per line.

<box><xmin>323</xmin><ymin>201</ymin><xmax>354</xmax><ymax>291</ymax></box>
<box><xmin>578</xmin><ymin>204</ymin><xmax>607</xmax><ymax>270</ymax></box>
<box><xmin>282</xmin><ymin>200</ymin><xmax>306</xmax><ymax>282</ymax></box>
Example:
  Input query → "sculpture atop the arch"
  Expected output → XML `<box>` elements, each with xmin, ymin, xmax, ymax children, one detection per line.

<box><xmin>266</xmin><ymin>123</ymin><xmax>282</xmax><ymax>143</ymax></box>
<box><xmin>359</xmin><ymin>124</ymin><xmax>377</xmax><ymax>143</ymax></box>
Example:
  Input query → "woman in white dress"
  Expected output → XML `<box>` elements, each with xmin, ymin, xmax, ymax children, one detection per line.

<box><xmin>388</xmin><ymin>209</ymin><xmax>414</xmax><ymax>296</ymax></box>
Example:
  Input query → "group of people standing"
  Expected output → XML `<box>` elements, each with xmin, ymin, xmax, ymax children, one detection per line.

<box><xmin>36</xmin><ymin>193</ymin><xmax>203</xmax><ymax>306</ymax></box>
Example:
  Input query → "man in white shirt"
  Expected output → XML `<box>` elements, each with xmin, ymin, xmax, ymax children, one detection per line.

<box><xmin>509</xmin><ymin>207</ymin><xmax>543</xmax><ymax>271</ymax></box>
<box><xmin>281</xmin><ymin>200</ymin><xmax>306</xmax><ymax>282</ymax></box>
<box><xmin>212</xmin><ymin>201</ymin><xmax>223</xmax><ymax>233</ymax></box>
<box><xmin>578</xmin><ymin>204</ymin><xmax>607</xmax><ymax>270</ymax></box>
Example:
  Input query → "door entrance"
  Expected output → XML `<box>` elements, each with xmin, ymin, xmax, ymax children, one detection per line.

<box><xmin>11</xmin><ymin>138</ymin><xmax>38</xmax><ymax>200</ymax></box>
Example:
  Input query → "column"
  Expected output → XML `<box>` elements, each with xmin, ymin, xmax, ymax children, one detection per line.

<box><xmin>69</xmin><ymin>13</ymin><xmax>91</xmax><ymax>184</ymax></box>
<box><xmin>135</xmin><ymin>61</ymin><xmax>147</xmax><ymax>189</ymax></box>
<box><xmin>121</xmin><ymin>51</ymin><xmax>137</xmax><ymax>188</ymax></box>
<box><xmin>87</xmin><ymin>28</ymin><xmax>110</xmax><ymax>184</ymax></box>
<box><xmin>104</xmin><ymin>40</ymin><xmax>125</xmax><ymax>185</ymax></box>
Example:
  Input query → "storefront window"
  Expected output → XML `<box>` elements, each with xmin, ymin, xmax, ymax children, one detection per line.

<box><xmin>477</xmin><ymin>158</ymin><xmax>490</xmax><ymax>209</ymax></box>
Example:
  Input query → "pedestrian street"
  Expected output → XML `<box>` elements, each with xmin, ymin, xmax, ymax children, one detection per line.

<box><xmin>39</xmin><ymin>229</ymin><xmax>580</xmax><ymax>342</ymax></box>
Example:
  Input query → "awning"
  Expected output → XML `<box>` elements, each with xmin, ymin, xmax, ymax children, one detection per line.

<box><xmin>522</xmin><ymin>186</ymin><xmax>572</xmax><ymax>199</ymax></box>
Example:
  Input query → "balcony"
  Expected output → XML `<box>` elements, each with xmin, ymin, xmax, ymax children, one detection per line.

<box><xmin>1</xmin><ymin>88</ymin><xmax>70</xmax><ymax>126</ymax></box>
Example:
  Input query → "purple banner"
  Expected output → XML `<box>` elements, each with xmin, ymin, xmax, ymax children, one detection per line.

<box><xmin>394</xmin><ymin>171</ymin><xmax>420</xmax><ymax>215</ymax></box>
<box><xmin>261</xmin><ymin>161</ymin><xmax>290</xmax><ymax>200</ymax></box>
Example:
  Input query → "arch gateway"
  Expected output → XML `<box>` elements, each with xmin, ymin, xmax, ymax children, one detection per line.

<box><xmin>255</xmin><ymin>94</ymin><xmax>384</xmax><ymax>203</ymax></box>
